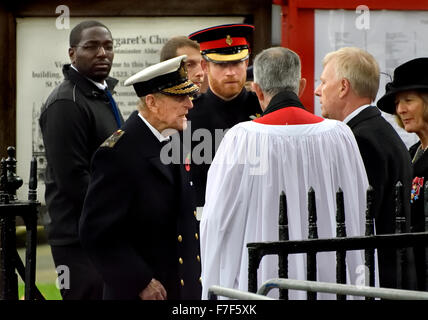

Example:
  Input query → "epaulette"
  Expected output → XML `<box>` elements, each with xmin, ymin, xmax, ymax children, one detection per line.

<box><xmin>100</xmin><ymin>129</ymin><xmax>125</xmax><ymax>148</ymax></box>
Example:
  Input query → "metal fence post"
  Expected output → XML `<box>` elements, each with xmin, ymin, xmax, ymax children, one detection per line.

<box><xmin>248</xmin><ymin>247</ymin><xmax>261</xmax><ymax>293</ymax></box>
<box><xmin>307</xmin><ymin>187</ymin><xmax>318</xmax><ymax>300</ymax></box>
<box><xmin>0</xmin><ymin>148</ymin><xmax>42</xmax><ymax>300</ymax></box>
<box><xmin>336</xmin><ymin>188</ymin><xmax>347</xmax><ymax>300</ymax></box>
<box><xmin>278</xmin><ymin>191</ymin><xmax>288</xmax><ymax>300</ymax></box>
<box><xmin>394</xmin><ymin>181</ymin><xmax>406</xmax><ymax>289</ymax></box>
<box><xmin>0</xmin><ymin>149</ymin><xmax>20</xmax><ymax>300</ymax></box>
<box><xmin>364</xmin><ymin>186</ymin><xmax>375</xmax><ymax>300</ymax></box>
<box><xmin>24</xmin><ymin>157</ymin><xmax>38</xmax><ymax>300</ymax></box>
<box><xmin>4</xmin><ymin>147</ymin><xmax>23</xmax><ymax>201</ymax></box>
<box><xmin>0</xmin><ymin>210</ymin><xmax>18</xmax><ymax>300</ymax></box>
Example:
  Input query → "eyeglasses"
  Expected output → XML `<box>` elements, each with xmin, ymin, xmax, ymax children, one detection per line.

<box><xmin>73</xmin><ymin>44</ymin><xmax>114</xmax><ymax>53</ymax></box>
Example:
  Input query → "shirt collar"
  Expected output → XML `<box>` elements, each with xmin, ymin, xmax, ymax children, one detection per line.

<box><xmin>137</xmin><ymin>113</ymin><xmax>170</xmax><ymax>143</ymax></box>
<box><xmin>343</xmin><ymin>104</ymin><xmax>372</xmax><ymax>124</ymax></box>
<box><xmin>262</xmin><ymin>90</ymin><xmax>305</xmax><ymax>116</ymax></box>
<box><xmin>70</xmin><ymin>64</ymin><xmax>108</xmax><ymax>90</ymax></box>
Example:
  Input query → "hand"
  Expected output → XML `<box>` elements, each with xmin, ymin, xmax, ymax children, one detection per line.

<box><xmin>139</xmin><ymin>278</ymin><xmax>167</xmax><ymax>300</ymax></box>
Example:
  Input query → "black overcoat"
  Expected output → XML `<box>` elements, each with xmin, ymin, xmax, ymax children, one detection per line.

<box><xmin>347</xmin><ymin>106</ymin><xmax>415</xmax><ymax>289</ymax></box>
<box><xmin>79</xmin><ymin>110</ymin><xmax>202</xmax><ymax>299</ymax></box>
<box><xmin>40</xmin><ymin>64</ymin><xmax>123</xmax><ymax>245</ymax></box>
<box><xmin>409</xmin><ymin>142</ymin><xmax>428</xmax><ymax>291</ymax></box>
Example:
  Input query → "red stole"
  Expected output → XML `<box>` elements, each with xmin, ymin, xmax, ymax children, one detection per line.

<box><xmin>253</xmin><ymin>106</ymin><xmax>324</xmax><ymax>125</ymax></box>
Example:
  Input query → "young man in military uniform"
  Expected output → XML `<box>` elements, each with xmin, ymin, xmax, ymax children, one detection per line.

<box><xmin>187</xmin><ymin>24</ymin><xmax>262</xmax><ymax>208</ymax></box>
<box><xmin>79</xmin><ymin>55</ymin><xmax>202</xmax><ymax>300</ymax></box>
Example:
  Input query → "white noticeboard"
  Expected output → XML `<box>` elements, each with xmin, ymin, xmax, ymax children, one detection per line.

<box><xmin>314</xmin><ymin>9</ymin><xmax>428</xmax><ymax>148</ymax></box>
<box><xmin>16</xmin><ymin>16</ymin><xmax>243</xmax><ymax>203</ymax></box>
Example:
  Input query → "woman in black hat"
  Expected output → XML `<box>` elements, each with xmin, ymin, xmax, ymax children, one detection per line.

<box><xmin>378</xmin><ymin>57</ymin><xmax>428</xmax><ymax>291</ymax></box>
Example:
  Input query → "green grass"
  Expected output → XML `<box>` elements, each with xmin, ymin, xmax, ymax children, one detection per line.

<box><xmin>18</xmin><ymin>282</ymin><xmax>62</xmax><ymax>300</ymax></box>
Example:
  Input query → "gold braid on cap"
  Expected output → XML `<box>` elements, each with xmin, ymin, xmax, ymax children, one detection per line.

<box><xmin>161</xmin><ymin>80</ymin><xmax>199</xmax><ymax>95</ymax></box>
<box><xmin>179</xmin><ymin>62</ymin><xmax>188</xmax><ymax>78</ymax></box>
<box><xmin>159</xmin><ymin>60</ymin><xmax>199</xmax><ymax>95</ymax></box>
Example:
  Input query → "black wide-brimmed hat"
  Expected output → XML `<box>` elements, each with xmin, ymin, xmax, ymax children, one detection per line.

<box><xmin>188</xmin><ymin>23</ymin><xmax>254</xmax><ymax>63</ymax></box>
<box><xmin>377</xmin><ymin>57</ymin><xmax>428</xmax><ymax>114</ymax></box>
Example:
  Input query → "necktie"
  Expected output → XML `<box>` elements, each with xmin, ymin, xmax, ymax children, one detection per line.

<box><xmin>105</xmin><ymin>89</ymin><xmax>122</xmax><ymax>128</ymax></box>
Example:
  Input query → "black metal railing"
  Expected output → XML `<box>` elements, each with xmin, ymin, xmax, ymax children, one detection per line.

<box><xmin>0</xmin><ymin>146</ymin><xmax>44</xmax><ymax>300</ymax></box>
<box><xmin>247</xmin><ymin>182</ymin><xmax>428</xmax><ymax>300</ymax></box>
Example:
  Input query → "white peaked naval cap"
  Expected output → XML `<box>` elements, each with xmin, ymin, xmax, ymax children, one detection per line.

<box><xmin>124</xmin><ymin>55</ymin><xmax>199</xmax><ymax>97</ymax></box>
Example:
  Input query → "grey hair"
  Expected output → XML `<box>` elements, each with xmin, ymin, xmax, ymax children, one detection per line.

<box><xmin>323</xmin><ymin>47</ymin><xmax>379</xmax><ymax>101</ymax></box>
<box><xmin>253</xmin><ymin>47</ymin><xmax>301</xmax><ymax>97</ymax></box>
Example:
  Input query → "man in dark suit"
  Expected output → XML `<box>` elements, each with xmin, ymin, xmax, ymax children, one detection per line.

<box><xmin>315</xmin><ymin>46</ymin><xmax>415</xmax><ymax>290</ymax></box>
<box><xmin>186</xmin><ymin>24</ymin><xmax>261</xmax><ymax>209</ymax></box>
<box><xmin>79</xmin><ymin>55</ymin><xmax>202</xmax><ymax>300</ymax></box>
<box><xmin>39</xmin><ymin>20</ymin><xmax>123</xmax><ymax>300</ymax></box>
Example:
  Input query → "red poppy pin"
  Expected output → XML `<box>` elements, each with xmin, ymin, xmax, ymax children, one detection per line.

<box><xmin>185</xmin><ymin>153</ymin><xmax>191</xmax><ymax>172</ymax></box>
<box><xmin>411</xmin><ymin>176</ymin><xmax>424</xmax><ymax>203</ymax></box>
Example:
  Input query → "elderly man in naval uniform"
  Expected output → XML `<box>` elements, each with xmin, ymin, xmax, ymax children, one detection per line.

<box><xmin>80</xmin><ymin>55</ymin><xmax>202</xmax><ymax>300</ymax></box>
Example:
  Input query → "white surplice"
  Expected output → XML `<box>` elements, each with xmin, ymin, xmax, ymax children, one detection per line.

<box><xmin>200</xmin><ymin>119</ymin><xmax>370</xmax><ymax>299</ymax></box>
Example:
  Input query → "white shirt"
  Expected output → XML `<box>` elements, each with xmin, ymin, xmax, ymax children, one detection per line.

<box><xmin>343</xmin><ymin>104</ymin><xmax>372</xmax><ymax>124</ymax></box>
<box><xmin>137</xmin><ymin>113</ymin><xmax>170</xmax><ymax>143</ymax></box>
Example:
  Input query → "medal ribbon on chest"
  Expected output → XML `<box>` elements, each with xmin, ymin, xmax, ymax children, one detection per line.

<box><xmin>411</xmin><ymin>176</ymin><xmax>424</xmax><ymax>203</ymax></box>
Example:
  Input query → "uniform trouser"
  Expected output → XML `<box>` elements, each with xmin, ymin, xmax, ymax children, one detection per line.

<box><xmin>50</xmin><ymin>243</ymin><xmax>103</xmax><ymax>300</ymax></box>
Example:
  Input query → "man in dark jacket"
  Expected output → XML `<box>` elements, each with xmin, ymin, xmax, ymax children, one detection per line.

<box><xmin>315</xmin><ymin>46</ymin><xmax>415</xmax><ymax>290</ymax></box>
<box><xmin>79</xmin><ymin>55</ymin><xmax>202</xmax><ymax>300</ymax></box>
<box><xmin>39</xmin><ymin>20</ymin><xmax>123</xmax><ymax>299</ymax></box>
<box><xmin>187</xmin><ymin>24</ymin><xmax>261</xmax><ymax>208</ymax></box>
